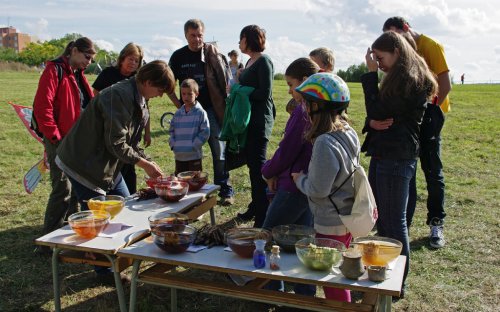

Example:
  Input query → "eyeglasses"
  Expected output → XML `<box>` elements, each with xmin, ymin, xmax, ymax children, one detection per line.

<box><xmin>80</xmin><ymin>51</ymin><xmax>95</xmax><ymax>63</ymax></box>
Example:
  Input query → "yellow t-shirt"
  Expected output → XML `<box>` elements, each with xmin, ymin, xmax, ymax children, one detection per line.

<box><xmin>417</xmin><ymin>34</ymin><xmax>451</xmax><ymax>113</ymax></box>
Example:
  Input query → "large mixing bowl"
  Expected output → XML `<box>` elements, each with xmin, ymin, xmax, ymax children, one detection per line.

<box><xmin>154</xmin><ymin>181</ymin><xmax>189</xmax><ymax>202</ymax></box>
<box><xmin>68</xmin><ymin>210</ymin><xmax>110</xmax><ymax>239</ymax></box>
<box><xmin>151</xmin><ymin>224</ymin><xmax>196</xmax><ymax>253</ymax></box>
<box><xmin>145</xmin><ymin>175</ymin><xmax>177</xmax><ymax>189</ymax></box>
<box><xmin>148</xmin><ymin>211</ymin><xmax>189</xmax><ymax>231</ymax></box>
<box><xmin>353</xmin><ymin>236</ymin><xmax>403</xmax><ymax>267</ymax></box>
<box><xmin>272</xmin><ymin>224</ymin><xmax>316</xmax><ymax>252</ymax></box>
<box><xmin>87</xmin><ymin>195</ymin><xmax>125</xmax><ymax>219</ymax></box>
<box><xmin>226</xmin><ymin>228</ymin><xmax>271</xmax><ymax>258</ymax></box>
<box><xmin>177</xmin><ymin>171</ymin><xmax>208</xmax><ymax>192</ymax></box>
<box><xmin>295</xmin><ymin>237</ymin><xmax>345</xmax><ymax>271</ymax></box>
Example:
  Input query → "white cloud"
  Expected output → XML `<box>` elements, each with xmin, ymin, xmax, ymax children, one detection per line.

<box><xmin>266</xmin><ymin>37</ymin><xmax>313</xmax><ymax>73</ymax></box>
<box><xmin>94</xmin><ymin>39</ymin><xmax>114</xmax><ymax>52</ymax></box>
<box><xmin>24</xmin><ymin>18</ymin><xmax>50</xmax><ymax>41</ymax></box>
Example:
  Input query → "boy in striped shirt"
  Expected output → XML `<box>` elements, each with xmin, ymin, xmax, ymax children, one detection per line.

<box><xmin>169</xmin><ymin>79</ymin><xmax>210</xmax><ymax>174</ymax></box>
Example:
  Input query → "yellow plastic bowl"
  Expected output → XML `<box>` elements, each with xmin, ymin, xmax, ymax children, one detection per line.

<box><xmin>88</xmin><ymin>195</ymin><xmax>125</xmax><ymax>219</ymax></box>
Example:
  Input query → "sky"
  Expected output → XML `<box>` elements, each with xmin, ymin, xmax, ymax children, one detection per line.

<box><xmin>2</xmin><ymin>0</ymin><xmax>500</xmax><ymax>83</ymax></box>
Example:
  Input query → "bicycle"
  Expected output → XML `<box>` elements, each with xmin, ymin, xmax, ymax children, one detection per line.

<box><xmin>160</xmin><ymin>112</ymin><xmax>175</xmax><ymax>130</ymax></box>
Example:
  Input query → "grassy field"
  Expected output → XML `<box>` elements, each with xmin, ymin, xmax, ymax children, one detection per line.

<box><xmin>0</xmin><ymin>71</ymin><xmax>498</xmax><ymax>312</ymax></box>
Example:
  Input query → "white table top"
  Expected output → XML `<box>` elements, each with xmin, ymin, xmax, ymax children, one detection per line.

<box><xmin>118</xmin><ymin>239</ymin><xmax>405</xmax><ymax>296</ymax></box>
<box><xmin>35</xmin><ymin>184</ymin><xmax>220</xmax><ymax>254</ymax></box>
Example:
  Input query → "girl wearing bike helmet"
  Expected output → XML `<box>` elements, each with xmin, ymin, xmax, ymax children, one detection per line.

<box><xmin>292</xmin><ymin>72</ymin><xmax>359</xmax><ymax>302</ymax></box>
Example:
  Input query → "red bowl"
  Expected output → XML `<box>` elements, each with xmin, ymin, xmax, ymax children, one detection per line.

<box><xmin>177</xmin><ymin>171</ymin><xmax>208</xmax><ymax>192</ymax></box>
<box><xmin>154</xmin><ymin>181</ymin><xmax>189</xmax><ymax>202</ymax></box>
<box><xmin>145</xmin><ymin>175</ymin><xmax>177</xmax><ymax>189</ymax></box>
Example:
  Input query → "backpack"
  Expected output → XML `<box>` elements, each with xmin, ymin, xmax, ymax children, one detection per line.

<box><xmin>31</xmin><ymin>59</ymin><xmax>64</xmax><ymax>138</ymax></box>
<box><xmin>327</xmin><ymin>132</ymin><xmax>378</xmax><ymax>238</ymax></box>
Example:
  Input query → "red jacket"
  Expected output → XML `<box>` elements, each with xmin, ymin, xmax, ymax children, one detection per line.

<box><xmin>33</xmin><ymin>56</ymin><xmax>93</xmax><ymax>143</ymax></box>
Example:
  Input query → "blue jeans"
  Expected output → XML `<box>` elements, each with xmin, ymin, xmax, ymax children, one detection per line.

<box><xmin>407</xmin><ymin>137</ymin><xmax>446</xmax><ymax>227</ymax></box>
<box><xmin>369</xmin><ymin>158</ymin><xmax>416</xmax><ymax>286</ymax></box>
<box><xmin>68</xmin><ymin>176</ymin><xmax>130</xmax><ymax>211</ymax></box>
<box><xmin>262</xmin><ymin>190</ymin><xmax>313</xmax><ymax>230</ymax></box>
<box><xmin>206</xmin><ymin>108</ymin><xmax>233</xmax><ymax>198</ymax></box>
<box><xmin>262</xmin><ymin>190</ymin><xmax>315</xmax><ymax>296</ymax></box>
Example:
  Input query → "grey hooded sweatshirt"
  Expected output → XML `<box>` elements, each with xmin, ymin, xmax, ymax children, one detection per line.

<box><xmin>295</xmin><ymin>125</ymin><xmax>360</xmax><ymax>235</ymax></box>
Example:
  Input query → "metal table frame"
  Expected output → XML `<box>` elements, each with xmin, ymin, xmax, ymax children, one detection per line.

<box><xmin>35</xmin><ymin>185</ymin><xmax>220</xmax><ymax>312</ymax></box>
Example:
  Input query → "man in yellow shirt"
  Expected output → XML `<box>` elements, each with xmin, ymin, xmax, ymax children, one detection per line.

<box><xmin>383</xmin><ymin>16</ymin><xmax>451</xmax><ymax>249</ymax></box>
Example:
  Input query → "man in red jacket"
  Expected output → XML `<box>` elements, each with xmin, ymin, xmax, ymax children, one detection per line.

<box><xmin>33</xmin><ymin>37</ymin><xmax>95</xmax><ymax>245</ymax></box>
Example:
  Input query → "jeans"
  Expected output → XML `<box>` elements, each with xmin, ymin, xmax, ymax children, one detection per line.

<box><xmin>43</xmin><ymin>138</ymin><xmax>79</xmax><ymax>234</ymax></box>
<box><xmin>67</xmin><ymin>176</ymin><xmax>130</xmax><ymax>211</ymax></box>
<box><xmin>206</xmin><ymin>108</ymin><xmax>233</xmax><ymax>198</ymax></box>
<box><xmin>262</xmin><ymin>190</ymin><xmax>313</xmax><ymax>230</ymax></box>
<box><xmin>175</xmin><ymin>159</ymin><xmax>202</xmax><ymax>176</ymax></box>
<box><xmin>262</xmin><ymin>190</ymin><xmax>315</xmax><ymax>296</ymax></box>
<box><xmin>407</xmin><ymin>135</ymin><xmax>446</xmax><ymax>227</ymax></box>
<box><xmin>244</xmin><ymin>132</ymin><xmax>269</xmax><ymax>228</ymax></box>
<box><xmin>121</xmin><ymin>163</ymin><xmax>137</xmax><ymax>195</ymax></box>
<box><xmin>369</xmin><ymin>158</ymin><xmax>416</xmax><ymax>286</ymax></box>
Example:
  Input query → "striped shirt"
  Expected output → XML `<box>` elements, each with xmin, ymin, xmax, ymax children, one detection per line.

<box><xmin>169</xmin><ymin>102</ymin><xmax>210</xmax><ymax>161</ymax></box>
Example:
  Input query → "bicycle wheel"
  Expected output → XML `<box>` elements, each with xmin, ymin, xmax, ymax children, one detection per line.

<box><xmin>160</xmin><ymin>112</ymin><xmax>174</xmax><ymax>129</ymax></box>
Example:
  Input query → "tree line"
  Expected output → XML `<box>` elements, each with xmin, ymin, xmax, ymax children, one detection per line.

<box><xmin>0</xmin><ymin>33</ymin><xmax>118</xmax><ymax>73</ymax></box>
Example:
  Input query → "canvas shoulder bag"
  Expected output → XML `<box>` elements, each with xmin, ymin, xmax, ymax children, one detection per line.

<box><xmin>327</xmin><ymin>132</ymin><xmax>378</xmax><ymax>238</ymax></box>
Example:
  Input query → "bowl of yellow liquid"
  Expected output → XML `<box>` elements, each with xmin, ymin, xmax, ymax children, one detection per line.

<box><xmin>88</xmin><ymin>195</ymin><xmax>125</xmax><ymax>219</ymax></box>
<box><xmin>353</xmin><ymin>236</ymin><xmax>402</xmax><ymax>267</ymax></box>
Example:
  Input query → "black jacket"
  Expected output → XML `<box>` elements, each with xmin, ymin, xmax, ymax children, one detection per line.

<box><xmin>360</xmin><ymin>72</ymin><xmax>427</xmax><ymax>160</ymax></box>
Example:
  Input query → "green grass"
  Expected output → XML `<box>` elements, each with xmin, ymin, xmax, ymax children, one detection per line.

<box><xmin>0</xmin><ymin>71</ymin><xmax>499</xmax><ymax>311</ymax></box>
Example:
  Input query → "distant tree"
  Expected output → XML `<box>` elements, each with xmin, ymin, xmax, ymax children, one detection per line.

<box><xmin>17</xmin><ymin>42</ymin><xmax>60</xmax><ymax>66</ymax></box>
<box><xmin>337</xmin><ymin>63</ymin><xmax>369</xmax><ymax>82</ymax></box>
<box><xmin>0</xmin><ymin>47</ymin><xmax>18</xmax><ymax>62</ymax></box>
<box><xmin>274</xmin><ymin>73</ymin><xmax>285</xmax><ymax>80</ymax></box>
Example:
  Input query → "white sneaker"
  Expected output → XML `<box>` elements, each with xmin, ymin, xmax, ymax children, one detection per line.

<box><xmin>429</xmin><ymin>218</ymin><xmax>445</xmax><ymax>248</ymax></box>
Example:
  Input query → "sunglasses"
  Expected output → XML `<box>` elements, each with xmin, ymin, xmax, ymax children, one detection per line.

<box><xmin>80</xmin><ymin>50</ymin><xmax>95</xmax><ymax>63</ymax></box>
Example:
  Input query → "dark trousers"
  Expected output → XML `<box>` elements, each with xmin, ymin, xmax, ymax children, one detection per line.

<box><xmin>175</xmin><ymin>159</ymin><xmax>202</xmax><ymax>176</ymax></box>
<box><xmin>244</xmin><ymin>133</ymin><xmax>269</xmax><ymax>228</ymax></box>
<box><xmin>42</xmin><ymin>138</ymin><xmax>79</xmax><ymax>234</ymax></box>
<box><xmin>407</xmin><ymin>105</ymin><xmax>446</xmax><ymax>227</ymax></box>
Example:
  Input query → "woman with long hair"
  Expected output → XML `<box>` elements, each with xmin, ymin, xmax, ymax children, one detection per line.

<box><xmin>361</xmin><ymin>31</ymin><xmax>438</xmax><ymax>297</ymax></box>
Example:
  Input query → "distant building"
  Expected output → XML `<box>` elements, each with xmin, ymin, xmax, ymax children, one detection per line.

<box><xmin>0</xmin><ymin>27</ymin><xmax>31</xmax><ymax>52</ymax></box>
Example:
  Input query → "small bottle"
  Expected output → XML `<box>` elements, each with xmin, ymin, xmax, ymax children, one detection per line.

<box><xmin>270</xmin><ymin>245</ymin><xmax>281</xmax><ymax>270</ymax></box>
<box><xmin>253</xmin><ymin>239</ymin><xmax>267</xmax><ymax>269</ymax></box>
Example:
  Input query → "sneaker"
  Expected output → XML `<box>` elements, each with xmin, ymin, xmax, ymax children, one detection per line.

<box><xmin>429</xmin><ymin>218</ymin><xmax>446</xmax><ymax>249</ymax></box>
<box><xmin>219</xmin><ymin>196</ymin><xmax>235</xmax><ymax>206</ymax></box>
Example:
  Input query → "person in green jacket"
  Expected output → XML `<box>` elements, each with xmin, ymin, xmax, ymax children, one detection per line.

<box><xmin>56</xmin><ymin>60</ymin><xmax>175</xmax><ymax>209</ymax></box>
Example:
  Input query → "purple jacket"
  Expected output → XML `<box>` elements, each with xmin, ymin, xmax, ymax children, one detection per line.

<box><xmin>262</xmin><ymin>103</ymin><xmax>312</xmax><ymax>193</ymax></box>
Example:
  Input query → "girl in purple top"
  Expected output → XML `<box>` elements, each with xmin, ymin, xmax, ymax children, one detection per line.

<box><xmin>261</xmin><ymin>58</ymin><xmax>319</xmax><ymax>228</ymax></box>
<box><xmin>261</xmin><ymin>58</ymin><xmax>319</xmax><ymax>295</ymax></box>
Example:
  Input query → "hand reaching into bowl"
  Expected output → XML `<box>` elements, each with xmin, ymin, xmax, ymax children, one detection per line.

<box><xmin>138</xmin><ymin>158</ymin><xmax>163</xmax><ymax>178</ymax></box>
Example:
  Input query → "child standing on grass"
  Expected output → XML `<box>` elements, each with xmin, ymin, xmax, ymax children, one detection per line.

<box><xmin>309</xmin><ymin>47</ymin><xmax>335</xmax><ymax>73</ymax></box>
<box><xmin>169</xmin><ymin>79</ymin><xmax>210</xmax><ymax>175</ymax></box>
<box><xmin>292</xmin><ymin>73</ymin><xmax>359</xmax><ymax>302</ymax></box>
<box><xmin>261</xmin><ymin>57</ymin><xmax>319</xmax><ymax>295</ymax></box>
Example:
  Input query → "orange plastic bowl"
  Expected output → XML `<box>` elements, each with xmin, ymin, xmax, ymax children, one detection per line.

<box><xmin>68</xmin><ymin>210</ymin><xmax>110</xmax><ymax>239</ymax></box>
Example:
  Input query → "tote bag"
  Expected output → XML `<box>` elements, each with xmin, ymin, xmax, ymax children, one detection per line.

<box><xmin>327</xmin><ymin>133</ymin><xmax>378</xmax><ymax>238</ymax></box>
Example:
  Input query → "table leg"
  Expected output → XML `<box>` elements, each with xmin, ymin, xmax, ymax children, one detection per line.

<box><xmin>378</xmin><ymin>295</ymin><xmax>392</xmax><ymax>312</ymax></box>
<box><xmin>209</xmin><ymin>207</ymin><xmax>216</xmax><ymax>225</ymax></box>
<box><xmin>129</xmin><ymin>259</ymin><xmax>141</xmax><ymax>312</ymax></box>
<box><xmin>103</xmin><ymin>254</ymin><xmax>127</xmax><ymax>312</ymax></box>
<box><xmin>171</xmin><ymin>288</ymin><xmax>177</xmax><ymax>312</ymax></box>
<box><xmin>51</xmin><ymin>247</ymin><xmax>61</xmax><ymax>312</ymax></box>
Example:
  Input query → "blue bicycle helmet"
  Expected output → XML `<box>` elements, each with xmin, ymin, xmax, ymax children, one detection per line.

<box><xmin>295</xmin><ymin>73</ymin><xmax>350</xmax><ymax>112</ymax></box>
